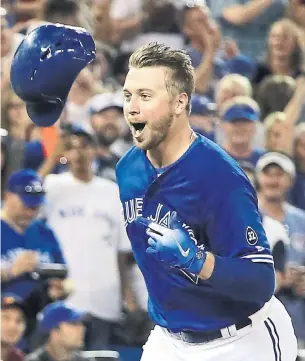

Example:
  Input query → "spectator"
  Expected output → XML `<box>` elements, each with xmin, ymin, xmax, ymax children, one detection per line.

<box><xmin>256</xmin><ymin>75</ymin><xmax>296</xmax><ymax>119</ymax></box>
<box><xmin>256</xmin><ymin>151</ymin><xmax>305</xmax><ymax>344</ymax></box>
<box><xmin>1</xmin><ymin>12</ymin><xmax>24</xmax><ymax>92</ymax></box>
<box><xmin>110</xmin><ymin>0</ymin><xmax>144</xmax><ymax>51</ymax></box>
<box><xmin>262</xmin><ymin>76</ymin><xmax>305</xmax><ymax>154</ymax></box>
<box><xmin>220</xmin><ymin>96</ymin><xmax>265</xmax><ymax>166</ymax></box>
<box><xmin>208</xmin><ymin>0</ymin><xmax>288</xmax><ymax>60</ymax></box>
<box><xmin>1</xmin><ymin>169</ymin><xmax>67</xmax><ymax>298</ymax></box>
<box><xmin>1</xmin><ymin>90</ymin><xmax>32</xmax><ymax>140</ymax></box>
<box><xmin>253</xmin><ymin>19</ymin><xmax>305</xmax><ymax>86</ymax></box>
<box><xmin>189</xmin><ymin>94</ymin><xmax>217</xmax><ymax>141</ymax></box>
<box><xmin>89</xmin><ymin>93</ymin><xmax>122</xmax><ymax>182</ymax></box>
<box><xmin>290</xmin><ymin>123</ymin><xmax>305</xmax><ymax>211</ymax></box>
<box><xmin>25</xmin><ymin>302</ymin><xmax>89</xmax><ymax>361</ymax></box>
<box><xmin>1</xmin><ymin>294</ymin><xmax>26</xmax><ymax>361</ymax></box>
<box><xmin>182</xmin><ymin>4</ymin><xmax>256</xmax><ymax>96</ymax></box>
<box><xmin>92</xmin><ymin>0</ymin><xmax>118</xmax><ymax>46</ymax></box>
<box><xmin>66</xmin><ymin>68</ymin><xmax>105</xmax><ymax>129</ymax></box>
<box><xmin>181</xmin><ymin>4</ymin><xmax>222</xmax><ymax>95</ymax></box>
<box><xmin>264</xmin><ymin>112</ymin><xmax>293</xmax><ymax>155</ymax></box>
<box><xmin>288</xmin><ymin>0</ymin><xmax>305</xmax><ymax>31</ymax></box>
<box><xmin>16</xmin><ymin>0</ymin><xmax>83</xmax><ymax>35</ymax></box>
<box><xmin>215</xmin><ymin>73</ymin><xmax>253</xmax><ymax>108</ymax></box>
<box><xmin>1</xmin><ymin>169</ymin><xmax>69</xmax><ymax>349</ymax></box>
<box><xmin>43</xmin><ymin>127</ymin><xmax>137</xmax><ymax>350</ymax></box>
<box><xmin>214</xmin><ymin>74</ymin><xmax>265</xmax><ymax>149</ymax></box>
<box><xmin>13</xmin><ymin>0</ymin><xmax>43</xmax><ymax>28</ymax></box>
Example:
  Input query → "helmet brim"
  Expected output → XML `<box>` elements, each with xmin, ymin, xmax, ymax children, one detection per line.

<box><xmin>26</xmin><ymin>99</ymin><xmax>65</xmax><ymax>127</ymax></box>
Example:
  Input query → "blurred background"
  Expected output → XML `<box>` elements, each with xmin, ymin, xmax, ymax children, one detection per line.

<box><xmin>1</xmin><ymin>0</ymin><xmax>305</xmax><ymax>361</ymax></box>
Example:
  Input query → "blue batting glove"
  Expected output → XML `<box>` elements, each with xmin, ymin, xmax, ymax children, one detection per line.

<box><xmin>135</xmin><ymin>212</ymin><xmax>206</xmax><ymax>275</ymax></box>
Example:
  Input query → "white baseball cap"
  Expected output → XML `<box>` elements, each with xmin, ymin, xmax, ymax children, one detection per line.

<box><xmin>256</xmin><ymin>152</ymin><xmax>296</xmax><ymax>178</ymax></box>
<box><xmin>89</xmin><ymin>92</ymin><xmax>123</xmax><ymax>116</ymax></box>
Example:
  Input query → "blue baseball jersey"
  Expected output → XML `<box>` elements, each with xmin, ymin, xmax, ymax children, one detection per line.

<box><xmin>116</xmin><ymin>135</ymin><xmax>275</xmax><ymax>332</ymax></box>
<box><xmin>1</xmin><ymin>219</ymin><xmax>66</xmax><ymax>299</ymax></box>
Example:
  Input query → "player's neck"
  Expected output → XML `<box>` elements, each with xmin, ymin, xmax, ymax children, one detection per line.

<box><xmin>147</xmin><ymin>120</ymin><xmax>195</xmax><ymax>168</ymax></box>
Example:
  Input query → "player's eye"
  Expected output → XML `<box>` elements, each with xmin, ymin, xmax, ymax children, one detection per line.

<box><xmin>141</xmin><ymin>94</ymin><xmax>151</xmax><ymax>100</ymax></box>
<box><xmin>124</xmin><ymin>93</ymin><xmax>131</xmax><ymax>102</ymax></box>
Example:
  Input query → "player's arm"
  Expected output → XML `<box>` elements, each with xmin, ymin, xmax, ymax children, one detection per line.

<box><xmin>140</xmin><ymin>187</ymin><xmax>275</xmax><ymax>305</ymax></box>
<box><xmin>198</xmin><ymin>187</ymin><xmax>275</xmax><ymax>304</ymax></box>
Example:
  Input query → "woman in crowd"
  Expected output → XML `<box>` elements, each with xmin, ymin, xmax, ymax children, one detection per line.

<box><xmin>264</xmin><ymin>112</ymin><xmax>293</xmax><ymax>155</ymax></box>
<box><xmin>1</xmin><ymin>89</ymin><xmax>31</xmax><ymax>141</ymax></box>
<box><xmin>254</xmin><ymin>18</ymin><xmax>305</xmax><ymax>86</ymax></box>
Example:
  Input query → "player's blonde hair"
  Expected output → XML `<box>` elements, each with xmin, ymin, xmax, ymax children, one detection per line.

<box><xmin>219</xmin><ymin>96</ymin><xmax>260</xmax><ymax>118</ymax></box>
<box><xmin>129</xmin><ymin>42</ymin><xmax>195</xmax><ymax>113</ymax></box>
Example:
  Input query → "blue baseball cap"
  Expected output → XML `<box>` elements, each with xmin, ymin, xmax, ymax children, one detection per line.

<box><xmin>38</xmin><ymin>301</ymin><xmax>87</xmax><ymax>333</ymax></box>
<box><xmin>1</xmin><ymin>293</ymin><xmax>27</xmax><ymax>316</ymax></box>
<box><xmin>223</xmin><ymin>104</ymin><xmax>260</xmax><ymax>123</ymax></box>
<box><xmin>7</xmin><ymin>169</ymin><xmax>45</xmax><ymax>207</ymax></box>
<box><xmin>191</xmin><ymin>94</ymin><xmax>217</xmax><ymax>116</ymax></box>
<box><xmin>223</xmin><ymin>54</ymin><xmax>257</xmax><ymax>79</ymax></box>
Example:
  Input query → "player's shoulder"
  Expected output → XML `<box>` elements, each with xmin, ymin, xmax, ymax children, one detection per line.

<box><xmin>115</xmin><ymin>145</ymin><xmax>148</xmax><ymax>191</ymax></box>
<box><xmin>116</xmin><ymin>145</ymin><xmax>140</xmax><ymax>173</ymax></box>
<box><xmin>192</xmin><ymin>135</ymin><xmax>249</xmax><ymax>186</ymax></box>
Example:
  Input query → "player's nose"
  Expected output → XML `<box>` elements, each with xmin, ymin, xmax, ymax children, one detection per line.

<box><xmin>128</xmin><ymin>97</ymin><xmax>140</xmax><ymax>116</ymax></box>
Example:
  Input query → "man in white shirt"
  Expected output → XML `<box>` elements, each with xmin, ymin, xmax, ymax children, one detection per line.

<box><xmin>43</xmin><ymin>126</ymin><xmax>138</xmax><ymax>350</ymax></box>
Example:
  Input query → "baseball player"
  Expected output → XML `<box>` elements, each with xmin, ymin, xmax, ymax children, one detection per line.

<box><xmin>115</xmin><ymin>42</ymin><xmax>298</xmax><ymax>361</ymax></box>
<box><xmin>9</xmin><ymin>22</ymin><xmax>297</xmax><ymax>361</ymax></box>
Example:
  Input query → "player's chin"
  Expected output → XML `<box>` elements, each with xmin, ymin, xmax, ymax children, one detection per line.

<box><xmin>133</xmin><ymin>134</ymin><xmax>151</xmax><ymax>150</ymax></box>
<box><xmin>133</xmin><ymin>139</ymin><xmax>150</xmax><ymax>151</ymax></box>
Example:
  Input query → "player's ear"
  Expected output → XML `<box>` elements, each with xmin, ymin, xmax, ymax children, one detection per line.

<box><xmin>174</xmin><ymin>92</ymin><xmax>188</xmax><ymax>116</ymax></box>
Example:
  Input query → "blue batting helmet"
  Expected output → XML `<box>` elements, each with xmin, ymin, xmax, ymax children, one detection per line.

<box><xmin>10</xmin><ymin>23</ymin><xmax>96</xmax><ymax>127</ymax></box>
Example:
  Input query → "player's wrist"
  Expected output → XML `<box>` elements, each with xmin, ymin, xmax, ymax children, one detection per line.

<box><xmin>183</xmin><ymin>249</ymin><xmax>207</xmax><ymax>275</ymax></box>
<box><xmin>198</xmin><ymin>252</ymin><xmax>215</xmax><ymax>280</ymax></box>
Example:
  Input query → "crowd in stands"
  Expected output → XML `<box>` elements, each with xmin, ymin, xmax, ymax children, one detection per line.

<box><xmin>1</xmin><ymin>0</ymin><xmax>305</xmax><ymax>360</ymax></box>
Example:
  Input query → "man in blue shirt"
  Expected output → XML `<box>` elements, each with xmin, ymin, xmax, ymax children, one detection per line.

<box><xmin>116</xmin><ymin>42</ymin><xmax>297</xmax><ymax>360</ymax></box>
<box><xmin>1</xmin><ymin>169</ymin><xmax>67</xmax><ymax>301</ymax></box>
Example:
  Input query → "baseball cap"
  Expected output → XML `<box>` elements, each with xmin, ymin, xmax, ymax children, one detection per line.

<box><xmin>7</xmin><ymin>169</ymin><xmax>45</xmax><ymax>207</ymax></box>
<box><xmin>224</xmin><ymin>54</ymin><xmax>257</xmax><ymax>79</ymax></box>
<box><xmin>191</xmin><ymin>94</ymin><xmax>217</xmax><ymax>116</ymax></box>
<box><xmin>38</xmin><ymin>301</ymin><xmax>87</xmax><ymax>333</ymax></box>
<box><xmin>256</xmin><ymin>152</ymin><xmax>296</xmax><ymax>178</ymax></box>
<box><xmin>223</xmin><ymin>104</ymin><xmax>260</xmax><ymax>123</ymax></box>
<box><xmin>62</xmin><ymin>124</ymin><xmax>95</xmax><ymax>144</ymax></box>
<box><xmin>89</xmin><ymin>93</ymin><xmax>123</xmax><ymax>116</ymax></box>
<box><xmin>1</xmin><ymin>293</ymin><xmax>27</xmax><ymax>316</ymax></box>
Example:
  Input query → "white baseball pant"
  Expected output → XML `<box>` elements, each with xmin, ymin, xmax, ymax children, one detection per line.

<box><xmin>141</xmin><ymin>297</ymin><xmax>298</xmax><ymax>361</ymax></box>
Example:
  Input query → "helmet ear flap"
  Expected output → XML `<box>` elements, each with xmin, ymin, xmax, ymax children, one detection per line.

<box><xmin>10</xmin><ymin>23</ymin><xmax>96</xmax><ymax>127</ymax></box>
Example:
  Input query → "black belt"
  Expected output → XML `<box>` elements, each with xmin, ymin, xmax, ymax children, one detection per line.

<box><xmin>169</xmin><ymin>318</ymin><xmax>252</xmax><ymax>344</ymax></box>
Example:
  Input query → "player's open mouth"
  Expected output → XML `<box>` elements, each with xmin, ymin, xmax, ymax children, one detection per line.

<box><xmin>131</xmin><ymin>122</ymin><xmax>146</xmax><ymax>138</ymax></box>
